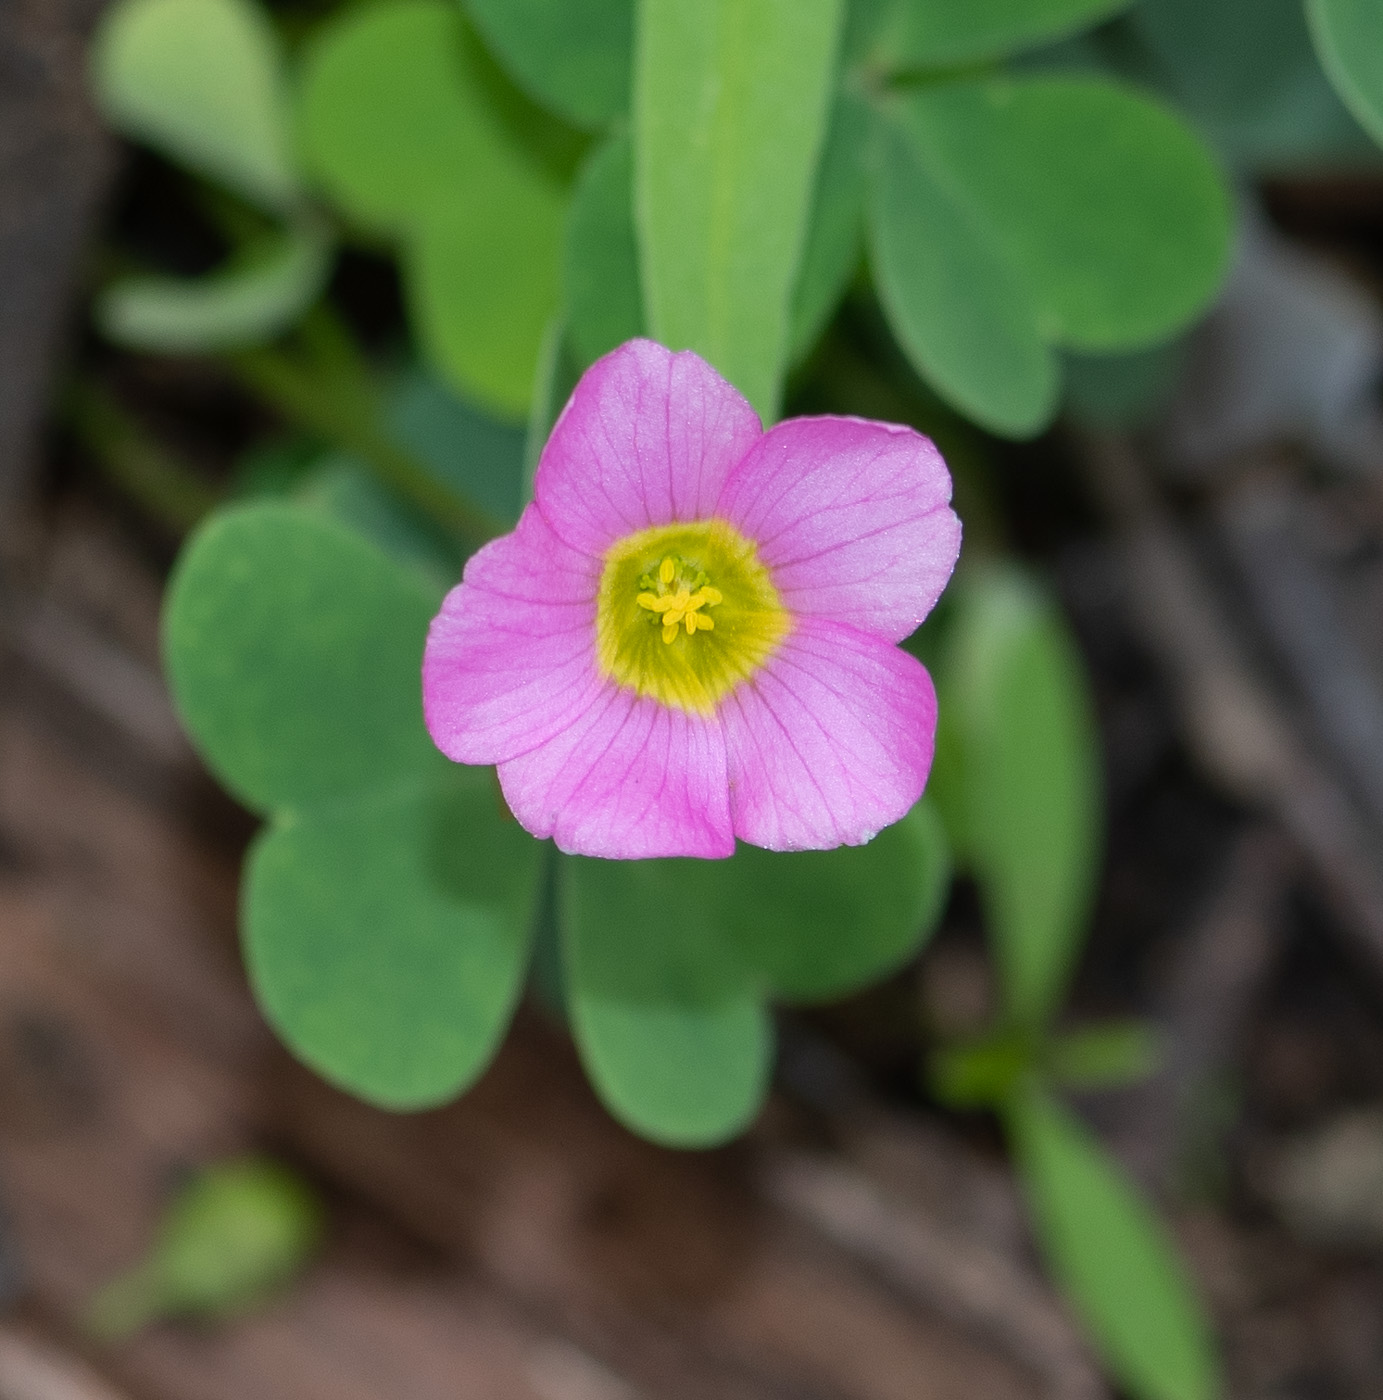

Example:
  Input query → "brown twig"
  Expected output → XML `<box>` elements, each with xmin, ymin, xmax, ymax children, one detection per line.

<box><xmin>1074</xmin><ymin>429</ymin><xmax>1383</xmax><ymax>979</ymax></box>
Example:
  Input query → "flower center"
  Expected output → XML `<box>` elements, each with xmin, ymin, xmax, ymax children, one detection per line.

<box><xmin>596</xmin><ymin>519</ymin><xmax>790</xmax><ymax>715</ymax></box>
<box><xmin>636</xmin><ymin>555</ymin><xmax>724</xmax><ymax>643</ymax></box>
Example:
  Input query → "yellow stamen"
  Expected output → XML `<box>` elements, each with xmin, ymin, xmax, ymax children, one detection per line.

<box><xmin>597</xmin><ymin>520</ymin><xmax>790</xmax><ymax>714</ymax></box>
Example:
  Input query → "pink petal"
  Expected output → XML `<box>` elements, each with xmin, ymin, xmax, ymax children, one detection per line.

<box><xmin>716</xmin><ymin>416</ymin><xmax>961</xmax><ymax>643</ymax></box>
<box><xmin>722</xmin><ymin>617</ymin><xmax>937</xmax><ymax>851</ymax></box>
<box><xmin>535</xmin><ymin>339</ymin><xmax>763</xmax><ymax>557</ymax></box>
<box><xmin>423</xmin><ymin>503</ymin><xmax>604</xmax><ymax>765</ymax></box>
<box><xmin>498</xmin><ymin>682</ymin><xmax>734</xmax><ymax>860</ymax></box>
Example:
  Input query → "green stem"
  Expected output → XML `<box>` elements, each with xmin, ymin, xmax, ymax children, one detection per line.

<box><xmin>224</xmin><ymin>344</ymin><xmax>503</xmax><ymax>545</ymax></box>
<box><xmin>62</xmin><ymin>380</ymin><xmax>221</xmax><ymax>534</ymax></box>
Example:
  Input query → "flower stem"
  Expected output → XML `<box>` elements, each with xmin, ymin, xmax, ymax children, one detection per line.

<box><xmin>224</xmin><ymin>333</ymin><xmax>503</xmax><ymax>547</ymax></box>
<box><xmin>62</xmin><ymin>379</ymin><xmax>222</xmax><ymax>534</ymax></box>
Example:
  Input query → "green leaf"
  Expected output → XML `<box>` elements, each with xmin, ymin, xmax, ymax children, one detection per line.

<box><xmin>246</xmin><ymin>777</ymin><xmax>541</xmax><ymax>1109</ymax></box>
<box><xmin>941</xmin><ymin>567</ymin><xmax>1101</xmax><ymax>1027</ymax></box>
<box><xmin>292</xmin><ymin>454</ymin><xmax>462</xmax><ymax>589</ymax></box>
<box><xmin>408</xmin><ymin>194</ymin><xmax>566</xmax><ymax>419</ymax></box>
<box><xmin>564</xmin><ymin>130</ymin><xmax>645</xmax><ymax>367</ymax></box>
<box><xmin>1047</xmin><ymin>1019</ymin><xmax>1162</xmax><ymax>1089</ymax></box>
<box><xmin>296</xmin><ymin>0</ymin><xmax>571</xmax><ymax>415</ymax></box>
<box><xmin>873</xmin><ymin>0</ymin><xmax>1132</xmax><ymax>67</ymax></box>
<box><xmin>1128</xmin><ymin>0</ymin><xmax>1373</xmax><ymax>172</ymax></box>
<box><xmin>562</xmin><ymin>855</ymin><xmax>772</xmax><ymax>1146</ymax></box>
<box><xmin>1008</xmin><ymin>1086</ymin><xmax>1220</xmax><ymax>1400</ymax></box>
<box><xmin>900</xmin><ymin>76</ymin><xmax>1231</xmax><ymax>352</ymax></box>
<box><xmin>789</xmin><ymin>86</ymin><xmax>870</xmax><ymax>363</ymax></box>
<box><xmin>88</xmin><ymin>1158</ymin><xmax>323</xmax><ymax>1339</ymax></box>
<box><xmin>163</xmin><ymin>502</ymin><xmax>443</xmax><ymax>814</ymax></box>
<box><xmin>463</xmin><ymin>0</ymin><xmax>633</xmax><ymax>129</ymax></box>
<box><xmin>635</xmin><ymin>0</ymin><xmax>844</xmax><ymax>420</ymax></box>
<box><xmin>92</xmin><ymin>0</ymin><xmax>299</xmax><ymax>213</ymax></box>
<box><xmin>1306</xmin><ymin>0</ymin><xmax>1383</xmax><ymax>149</ymax></box>
<box><xmin>386</xmin><ymin>367</ymin><xmax>528</xmax><ymax>526</ymax></box>
<box><xmin>712</xmin><ymin>801</ymin><xmax>950</xmax><ymax>1002</ymax></box>
<box><xmin>95</xmin><ymin>223</ymin><xmax>331</xmax><ymax>353</ymax></box>
<box><xmin>870</xmin><ymin>110</ymin><xmax>1058</xmax><ymax>437</ymax></box>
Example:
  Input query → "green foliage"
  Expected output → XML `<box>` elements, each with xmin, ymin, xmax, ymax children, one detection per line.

<box><xmin>95</xmin><ymin>224</ymin><xmax>331</xmax><ymax>353</ymax></box>
<box><xmin>872</xmin><ymin>74</ymin><xmax>1229</xmax><ymax>435</ymax></box>
<box><xmin>789</xmin><ymin>87</ymin><xmax>871</xmax><ymax>364</ymax></box>
<box><xmin>1046</xmin><ymin>1018</ymin><xmax>1163</xmax><ymax>1088</ymax></box>
<box><xmin>871</xmin><ymin>111</ymin><xmax>1058</xmax><ymax>438</ymax></box>
<box><xmin>1125</xmin><ymin>0</ymin><xmax>1374</xmax><ymax>171</ymax></box>
<box><xmin>297</xmin><ymin>0</ymin><xmax>574</xmax><ymax>417</ymax></box>
<box><xmin>1008</xmin><ymin>1086</ymin><xmax>1220</xmax><ymax>1400</ymax></box>
<box><xmin>635</xmin><ymin>0</ymin><xmax>844</xmax><ymax>421</ymax></box>
<box><xmin>462</xmin><ymin>0</ymin><xmax>633</xmax><ymax>130</ymax></box>
<box><xmin>562</xmin><ymin>802</ymin><xmax>948</xmax><ymax>1144</ymax></box>
<box><xmin>564</xmin><ymin>131</ymin><xmax>645</xmax><ymax>367</ymax></box>
<box><xmin>1306</xmin><ymin>0</ymin><xmax>1383</xmax><ymax>149</ymax></box>
<box><xmin>89</xmin><ymin>1158</ymin><xmax>323</xmax><ymax>1338</ymax></box>
<box><xmin>872</xmin><ymin>0</ymin><xmax>1133</xmax><ymax>67</ymax></box>
<box><xmin>164</xmin><ymin>504</ymin><xmax>443</xmax><ymax>812</ymax></box>
<box><xmin>246</xmin><ymin>778</ymin><xmax>539</xmax><ymax>1108</ymax></box>
<box><xmin>165</xmin><ymin>505</ymin><xmax>540</xmax><ymax>1106</ymax></box>
<box><xmin>937</xmin><ymin>567</ymin><xmax>1102</xmax><ymax>1029</ymax></box>
<box><xmin>92</xmin><ymin>0</ymin><xmax>300</xmax><ymax>214</ymax></box>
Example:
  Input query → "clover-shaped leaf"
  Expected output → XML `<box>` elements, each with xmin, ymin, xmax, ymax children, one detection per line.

<box><xmin>93</xmin><ymin>0</ymin><xmax>301</xmax><ymax>215</ymax></box>
<box><xmin>1307</xmin><ymin>0</ymin><xmax>1383</xmax><ymax>151</ymax></box>
<box><xmin>462</xmin><ymin>0</ymin><xmax>634</xmax><ymax>131</ymax></box>
<box><xmin>871</xmin><ymin>0</ymin><xmax>1133</xmax><ymax>68</ymax></box>
<box><xmin>297</xmin><ymin>0</ymin><xmax>574</xmax><ymax>417</ymax></box>
<box><xmin>561</xmin><ymin>802</ymin><xmax>949</xmax><ymax>1145</ymax></box>
<box><xmin>870</xmin><ymin>76</ymin><xmax>1231</xmax><ymax>437</ymax></box>
<box><xmin>165</xmin><ymin>503</ymin><xmax>540</xmax><ymax>1107</ymax></box>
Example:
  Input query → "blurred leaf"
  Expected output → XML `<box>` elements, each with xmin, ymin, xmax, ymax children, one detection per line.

<box><xmin>1306</xmin><ymin>0</ymin><xmax>1383</xmax><ymax>149</ymax></box>
<box><xmin>635</xmin><ymin>0</ymin><xmax>844</xmax><ymax>420</ymax></box>
<box><xmin>92</xmin><ymin>0</ymin><xmax>300</xmax><ymax>213</ymax></box>
<box><xmin>89</xmin><ymin>1158</ymin><xmax>322</xmax><ymax>1339</ymax></box>
<box><xmin>562</xmin><ymin>854</ymin><xmax>772</xmax><ymax>1146</ymax></box>
<box><xmin>941</xmin><ymin>567</ymin><xmax>1101</xmax><ymax>1028</ymax></box>
<box><xmin>901</xmin><ymin>76</ymin><xmax>1232</xmax><ymax>351</ymax></box>
<box><xmin>386</xmin><ymin>367</ymin><xmax>528</xmax><ymax>526</ymax></box>
<box><xmin>462</xmin><ymin>0</ymin><xmax>633</xmax><ymax>129</ymax></box>
<box><xmin>564</xmin><ymin>130</ymin><xmax>645</xmax><ymax>367</ymax></box>
<box><xmin>296</xmin><ymin>0</ymin><xmax>571</xmax><ymax>414</ymax></box>
<box><xmin>1008</xmin><ymin>1085</ymin><xmax>1220</xmax><ymax>1400</ymax></box>
<box><xmin>292</xmin><ymin>454</ymin><xmax>463</xmax><ymax>588</ymax></box>
<box><xmin>871</xmin><ymin>110</ymin><xmax>1058</xmax><ymax>437</ymax></box>
<box><xmin>95</xmin><ymin>223</ymin><xmax>331</xmax><ymax>353</ymax></box>
<box><xmin>709</xmin><ymin>801</ymin><xmax>950</xmax><ymax>1002</ymax></box>
<box><xmin>163</xmin><ymin>503</ymin><xmax>443</xmax><ymax>814</ymax></box>
<box><xmin>931</xmin><ymin>1031</ymin><xmax>1031</xmax><ymax>1107</ymax></box>
<box><xmin>789</xmin><ymin>86</ymin><xmax>870</xmax><ymax>363</ymax></box>
<box><xmin>874</xmin><ymin>0</ymin><xmax>1132</xmax><ymax>67</ymax></box>
<box><xmin>246</xmin><ymin>776</ymin><xmax>540</xmax><ymax>1109</ymax></box>
<box><xmin>524</xmin><ymin>320</ymin><xmax>584</xmax><ymax>496</ymax></box>
<box><xmin>1125</xmin><ymin>0</ymin><xmax>1374</xmax><ymax>171</ymax></box>
<box><xmin>1047</xmin><ymin>1019</ymin><xmax>1162</xmax><ymax>1089</ymax></box>
<box><xmin>407</xmin><ymin>189</ymin><xmax>567</xmax><ymax>420</ymax></box>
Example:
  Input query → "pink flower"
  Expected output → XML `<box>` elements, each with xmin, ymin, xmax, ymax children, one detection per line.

<box><xmin>422</xmin><ymin>339</ymin><xmax>961</xmax><ymax>860</ymax></box>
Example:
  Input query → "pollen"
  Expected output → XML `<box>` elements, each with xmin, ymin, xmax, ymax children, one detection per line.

<box><xmin>596</xmin><ymin>520</ymin><xmax>790</xmax><ymax>714</ymax></box>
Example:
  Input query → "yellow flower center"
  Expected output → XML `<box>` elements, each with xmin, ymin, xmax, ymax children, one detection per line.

<box><xmin>596</xmin><ymin>519</ymin><xmax>790</xmax><ymax>715</ymax></box>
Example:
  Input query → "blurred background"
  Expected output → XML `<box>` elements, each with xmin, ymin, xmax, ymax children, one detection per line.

<box><xmin>8</xmin><ymin>0</ymin><xmax>1383</xmax><ymax>1397</ymax></box>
